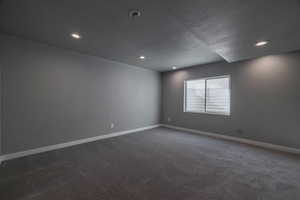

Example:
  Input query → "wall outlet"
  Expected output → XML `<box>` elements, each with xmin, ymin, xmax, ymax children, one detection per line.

<box><xmin>236</xmin><ymin>129</ymin><xmax>243</xmax><ymax>135</ymax></box>
<box><xmin>110</xmin><ymin>123</ymin><xmax>114</xmax><ymax>129</ymax></box>
<box><xmin>167</xmin><ymin>117</ymin><xmax>172</xmax><ymax>122</ymax></box>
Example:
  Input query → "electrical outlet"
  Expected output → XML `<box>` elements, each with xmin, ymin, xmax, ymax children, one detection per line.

<box><xmin>237</xmin><ymin>129</ymin><xmax>243</xmax><ymax>135</ymax></box>
<box><xmin>110</xmin><ymin>123</ymin><xmax>114</xmax><ymax>129</ymax></box>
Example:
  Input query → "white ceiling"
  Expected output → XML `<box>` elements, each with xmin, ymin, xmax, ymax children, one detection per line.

<box><xmin>1</xmin><ymin>0</ymin><xmax>300</xmax><ymax>71</ymax></box>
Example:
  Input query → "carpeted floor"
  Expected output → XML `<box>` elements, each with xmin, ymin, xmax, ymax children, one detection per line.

<box><xmin>1</xmin><ymin>127</ymin><xmax>300</xmax><ymax>200</ymax></box>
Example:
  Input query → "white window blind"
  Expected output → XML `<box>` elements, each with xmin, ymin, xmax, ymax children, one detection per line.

<box><xmin>206</xmin><ymin>77</ymin><xmax>230</xmax><ymax>115</ymax></box>
<box><xmin>185</xmin><ymin>79</ymin><xmax>205</xmax><ymax>112</ymax></box>
<box><xmin>184</xmin><ymin>76</ymin><xmax>230</xmax><ymax>115</ymax></box>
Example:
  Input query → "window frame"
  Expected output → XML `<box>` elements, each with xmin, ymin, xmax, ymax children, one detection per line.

<box><xmin>184</xmin><ymin>75</ymin><xmax>231</xmax><ymax>116</ymax></box>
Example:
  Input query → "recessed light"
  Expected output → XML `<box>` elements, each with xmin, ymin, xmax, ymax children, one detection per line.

<box><xmin>139</xmin><ymin>56</ymin><xmax>145</xmax><ymax>60</ymax></box>
<box><xmin>71</xmin><ymin>33</ymin><xmax>81</xmax><ymax>39</ymax></box>
<box><xmin>172</xmin><ymin>66</ymin><xmax>177</xmax><ymax>70</ymax></box>
<box><xmin>255</xmin><ymin>41</ymin><xmax>268</xmax><ymax>47</ymax></box>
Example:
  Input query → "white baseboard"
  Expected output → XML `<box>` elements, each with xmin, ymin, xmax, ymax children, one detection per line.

<box><xmin>0</xmin><ymin>124</ymin><xmax>161</xmax><ymax>163</ymax></box>
<box><xmin>162</xmin><ymin>124</ymin><xmax>300</xmax><ymax>154</ymax></box>
<box><xmin>1</xmin><ymin>123</ymin><xmax>298</xmax><ymax>165</ymax></box>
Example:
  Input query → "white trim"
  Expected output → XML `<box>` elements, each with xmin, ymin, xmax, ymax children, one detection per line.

<box><xmin>2</xmin><ymin>123</ymin><xmax>299</xmax><ymax>165</ymax></box>
<box><xmin>0</xmin><ymin>124</ymin><xmax>161</xmax><ymax>163</ymax></box>
<box><xmin>162</xmin><ymin>124</ymin><xmax>300</xmax><ymax>154</ymax></box>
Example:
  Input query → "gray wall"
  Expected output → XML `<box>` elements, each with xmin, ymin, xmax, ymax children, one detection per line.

<box><xmin>162</xmin><ymin>52</ymin><xmax>300</xmax><ymax>149</ymax></box>
<box><xmin>0</xmin><ymin>34</ymin><xmax>161</xmax><ymax>154</ymax></box>
<box><xmin>0</xmin><ymin>63</ymin><xmax>2</xmax><ymax>155</ymax></box>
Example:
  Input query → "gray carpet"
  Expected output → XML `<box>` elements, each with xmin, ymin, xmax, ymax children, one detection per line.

<box><xmin>1</xmin><ymin>127</ymin><xmax>300</xmax><ymax>200</ymax></box>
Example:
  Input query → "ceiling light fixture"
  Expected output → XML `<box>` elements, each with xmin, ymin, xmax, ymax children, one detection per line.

<box><xmin>172</xmin><ymin>66</ymin><xmax>177</xmax><ymax>70</ymax></box>
<box><xmin>255</xmin><ymin>41</ymin><xmax>268</xmax><ymax>47</ymax></box>
<box><xmin>71</xmin><ymin>33</ymin><xmax>81</xmax><ymax>39</ymax></box>
<box><xmin>139</xmin><ymin>56</ymin><xmax>145</xmax><ymax>60</ymax></box>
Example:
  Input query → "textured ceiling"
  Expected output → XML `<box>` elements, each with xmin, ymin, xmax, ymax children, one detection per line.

<box><xmin>1</xmin><ymin>0</ymin><xmax>300</xmax><ymax>71</ymax></box>
<box><xmin>166</xmin><ymin>0</ymin><xmax>300</xmax><ymax>63</ymax></box>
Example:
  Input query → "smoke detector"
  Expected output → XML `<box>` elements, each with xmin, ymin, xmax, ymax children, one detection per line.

<box><xmin>129</xmin><ymin>10</ymin><xmax>141</xmax><ymax>19</ymax></box>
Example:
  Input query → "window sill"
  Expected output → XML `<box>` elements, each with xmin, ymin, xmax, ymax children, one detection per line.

<box><xmin>184</xmin><ymin>111</ymin><xmax>230</xmax><ymax>117</ymax></box>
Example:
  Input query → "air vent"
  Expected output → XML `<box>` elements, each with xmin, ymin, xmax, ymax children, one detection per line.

<box><xmin>129</xmin><ymin>10</ymin><xmax>141</xmax><ymax>19</ymax></box>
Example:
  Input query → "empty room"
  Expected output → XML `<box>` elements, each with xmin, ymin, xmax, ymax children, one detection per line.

<box><xmin>1</xmin><ymin>0</ymin><xmax>300</xmax><ymax>199</ymax></box>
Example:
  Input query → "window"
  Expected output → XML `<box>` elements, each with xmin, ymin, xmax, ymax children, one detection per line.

<box><xmin>184</xmin><ymin>76</ymin><xmax>230</xmax><ymax>115</ymax></box>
